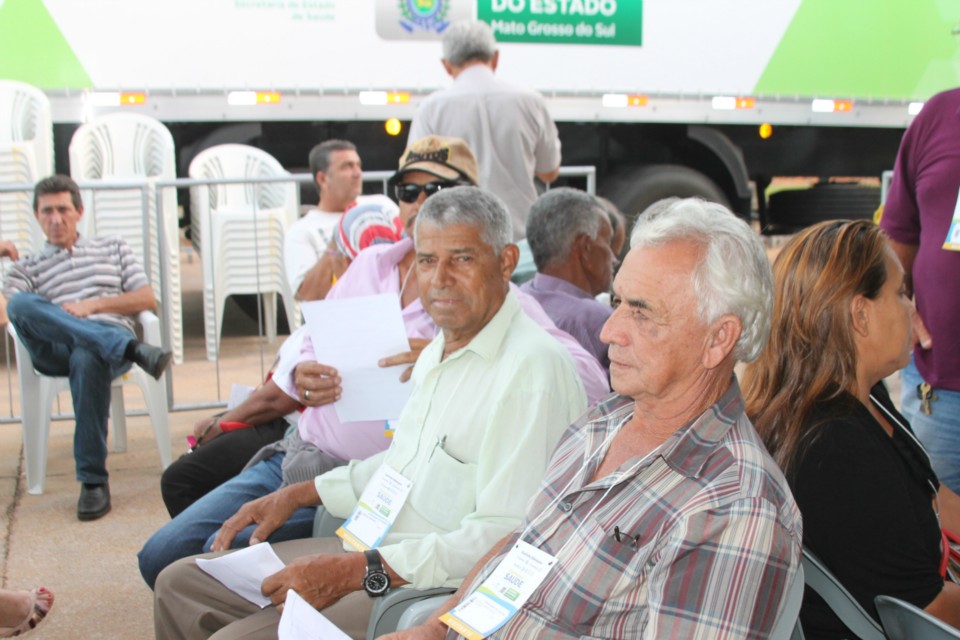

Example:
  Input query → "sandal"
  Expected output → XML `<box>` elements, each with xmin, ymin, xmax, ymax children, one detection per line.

<box><xmin>0</xmin><ymin>588</ymin><xmax>53</xmax><ymax>637</ymax></box>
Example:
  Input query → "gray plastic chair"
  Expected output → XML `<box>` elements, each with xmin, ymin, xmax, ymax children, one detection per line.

<box><xmin>311</xmin><ymin>507</ymin><xmax>456</xmax><ymax>640</ymax></box>
<box><xmin>875</xmin><ymin>595</ymin><xmax>960</xmax><ymax>640</ymax></box>
<box><xmin>801</xmin><ymin>547</ymin><xmax>885</xmax><ymax>640</ymax></box>
<box><xmin>772</xmin><ymin>563</ymin><xmax>806</xmax><ymax>640</ymax></box>
<box><xmin>393</xmin><ymin>559</ymin><xmax>808</xmax><ymax>637</ymax></box>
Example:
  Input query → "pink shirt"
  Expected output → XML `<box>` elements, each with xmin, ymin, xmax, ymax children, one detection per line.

<box><xmin>279</xmin><ymin>236</ymin><xmax>609</xmax><ymax>461</ymax></box>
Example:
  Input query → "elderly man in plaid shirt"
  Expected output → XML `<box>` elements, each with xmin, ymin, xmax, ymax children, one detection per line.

<box><xmin>388</xmin><ymin>198</ymin><xmax>802</xmax><ymax>640</ymax></box>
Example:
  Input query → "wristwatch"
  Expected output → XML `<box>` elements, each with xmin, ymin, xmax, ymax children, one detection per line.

<box><xmin>362</xmin><ymin>549</ymin><xmax>391</xmax><ymax>597</ymax></box>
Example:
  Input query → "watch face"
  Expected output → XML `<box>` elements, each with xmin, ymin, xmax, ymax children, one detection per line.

<box><xmin>365</xmin><ymin>571</ymin><xmax>390</xmax><ymax>596</ymax></box>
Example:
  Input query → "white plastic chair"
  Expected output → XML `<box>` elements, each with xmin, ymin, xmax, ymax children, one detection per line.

<box><xmin>0</xmin><ymin>80</ymin><xmax>52</xmax><ymax>260</ymax></box>
<box><xmin>68</xmin><ymin>113</ymin><xmax>184</xmax><ymax>364</ymax></box>
<box><xmin>188</xmin><ymin>144</ymin><xmax>301</xmax><ymax>360</ymax></box>
<box><xmin>9</xmin><ymin>310</ymin><xmax>172</xmax><ymax>495</ymax></box>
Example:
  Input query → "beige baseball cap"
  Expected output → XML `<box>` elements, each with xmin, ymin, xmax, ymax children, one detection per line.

<box><xmin>389</xmin><ymin>135</ymin><xmax>480</xmax><ymax>187</ymax></box>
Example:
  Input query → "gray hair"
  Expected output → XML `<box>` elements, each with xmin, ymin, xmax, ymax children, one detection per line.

<box><xmin>415</xmin><ymin>186</ymin><xmax>513</xmax><ymax>253</ymax></box>
<box><xmin>526</xmin><ymin>188</ymin><xmax>604</xmax><ymax>270</ymax></box>
<box><xmin>630</xmin><ymin>198</ymin><xmax>773</xmax><ymax>363</ymax></box>
<box><xmin>442</xmin><ymin>21</ymin><xmax>497</xmax><ymax>67</ymax></box>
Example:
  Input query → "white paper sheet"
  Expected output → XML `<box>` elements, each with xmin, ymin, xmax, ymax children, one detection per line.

<box><xmin>196</xmin><ymin>543</ymin><xmax>286</xmax><ymax>608</ymax></box>
<box><xmin>278</xmin><ymin>589</ymin><xmax>352</xmax><ymax>640</ymax></box>
<box><xmin>301</xmin><ymin>294</ymin><xmax>414</xmax><ymax>422</ymax></box>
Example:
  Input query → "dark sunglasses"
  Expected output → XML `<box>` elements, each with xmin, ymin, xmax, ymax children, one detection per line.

<box><xmin>395</xmin><ymin>181</ymin><xmax>462</xmax><ymax>203</ymax></box>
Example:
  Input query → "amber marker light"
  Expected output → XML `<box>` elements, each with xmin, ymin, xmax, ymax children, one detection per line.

<box><xmin>120</xmin><ymin>92</ymin><xmax>146</xmax><ymax>105</ymax></box>
<box><xmin>385</xmin><ymin>118</ymin><xmax>402</xmax><ymax>136</ymax></box>
<box><xmin>759</xmin><ymin>123</ymin><xmax>773</xmax><ymax>139</ymax></box>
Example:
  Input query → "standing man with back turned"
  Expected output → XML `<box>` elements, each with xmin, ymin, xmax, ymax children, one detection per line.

<box><xmin>1</xmin><ymin>175</ymin><xmax>172</xmax><ymax>521</ymax></box>
<box><xmin>409</xmin><ymin>20</ymin><xmax>561</xmax><ymax>279</ymax></box>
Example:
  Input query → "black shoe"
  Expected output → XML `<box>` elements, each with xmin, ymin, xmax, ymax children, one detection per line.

<box><xmin>77</xmin><ymin>482</ymin><xmax>111</xmax><ymax>521</ymax></box>
<box><xmin>130</xmin><ymin>342</ymin><xmax>173</xmax><ymax>380</ymax></box>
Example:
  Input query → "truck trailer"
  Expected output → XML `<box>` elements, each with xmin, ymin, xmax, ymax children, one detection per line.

<box><xmin>1</xmin><ymin>0</ymin><xmax>958</xmax><ymax>229</ymax></box>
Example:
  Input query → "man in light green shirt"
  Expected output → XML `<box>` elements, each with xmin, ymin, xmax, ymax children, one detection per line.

<box><xmin>154</xmin><ymin>186</ymin><xmax>587</xmax><ymax>640</ymax></box>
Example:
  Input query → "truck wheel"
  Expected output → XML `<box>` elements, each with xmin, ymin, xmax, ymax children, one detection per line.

<box><xmin>602</xmin><ymin>165</ymin><xmax>731</xmax><ymax>227</ymax></box>
<box><xmin>765</xmin><ymin>183</ymin><xmax>880</xmax><ymax>234</ymax></box>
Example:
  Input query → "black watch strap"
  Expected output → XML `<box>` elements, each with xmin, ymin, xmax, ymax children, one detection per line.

<box><xmin>362</xmin><ymin>549</ymin><xmax>390</xmax><ymax>597</ymax></box>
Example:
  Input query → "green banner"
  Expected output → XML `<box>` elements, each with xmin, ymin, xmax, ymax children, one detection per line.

<box><xmin>0</xmin><ymin>0</ymin><xmax>92</xmax><ymax>89</ymax></box>
<box><xmin>478</xmin><ymin>0</ymin><xmax>642</xmax><ymax>46</ymax></box>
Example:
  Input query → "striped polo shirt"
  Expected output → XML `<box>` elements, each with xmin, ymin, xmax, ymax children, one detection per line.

<box><xmin>3</xmin><ymin>234</ymin><xmax>150</xmax><ymax>333</ymax></box>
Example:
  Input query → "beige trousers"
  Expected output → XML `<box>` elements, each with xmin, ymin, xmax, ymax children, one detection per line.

<box><xmin>154</xmin><ymin>537</ymin><xmax>375</xmax><ymax>640</ymax></box>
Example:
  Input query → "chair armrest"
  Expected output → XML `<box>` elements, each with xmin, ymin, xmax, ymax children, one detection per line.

<box><xmin>367</xmin><ymin>587</ymin><xmax>456</xmax><ymax>640</ymax></box>
<box><xmin>136</xmin><ymin>309</ymin><xmax>162</xmax><ymax>346</ymax></box>
<box><xmin>312</xmin><ymin>506</ymin><xmax>346</xmax><ymax>538</ymax></box>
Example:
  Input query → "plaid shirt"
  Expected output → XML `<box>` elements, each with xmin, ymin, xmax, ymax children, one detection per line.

<box><xmin>450</xmin><ymin>379</ymin><xmax>802</xmax><ymax>640</ymax></box>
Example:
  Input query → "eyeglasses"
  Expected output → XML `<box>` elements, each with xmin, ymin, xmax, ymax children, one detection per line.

<box><xmin>395</xmin><ymin>181</ymin><xmax>461</xmax><ymax>203</ymax></box>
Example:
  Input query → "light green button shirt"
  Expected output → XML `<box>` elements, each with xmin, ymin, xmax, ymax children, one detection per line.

<box><xmin>315</xmin><ymin>290</ymin><xmax>587</xmax><ymax>588</ymax></box>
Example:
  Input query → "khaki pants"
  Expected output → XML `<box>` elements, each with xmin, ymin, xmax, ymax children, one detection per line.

<box><xmin>154</xmin><ymin>537</ymin><xmax>375</xmax><ymax>640</ymax></box>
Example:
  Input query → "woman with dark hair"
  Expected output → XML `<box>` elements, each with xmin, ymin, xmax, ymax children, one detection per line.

<box><xmin>743</xmin><ymin>219</ymin><xmax>960</xmax><ymax>638</ymax></box>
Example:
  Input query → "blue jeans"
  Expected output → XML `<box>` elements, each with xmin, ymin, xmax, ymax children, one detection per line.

<box><xmin>137</xmin><ymin>453</ymin><xmax>317</xmax><ymax>589</ymax></box>
<box><xmin>7</xmin><ymin>292</ymin><xmax>134</xmax><ymax>484</ymax></box>
<box><xmin>900</xmin><ymin>356</ymin><xmax>960</xmax><ymax>494</ymax></box>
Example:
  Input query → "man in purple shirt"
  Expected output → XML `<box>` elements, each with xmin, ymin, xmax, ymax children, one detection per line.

<box><xmin>881</xmin><ymin>87</ymin><xmax>960</xmax><ymax>493</ymax></box>
<box><xmin>521</xmin><ymin>188</ymin><xmax>616</xmax><ymax>371</ymax></box>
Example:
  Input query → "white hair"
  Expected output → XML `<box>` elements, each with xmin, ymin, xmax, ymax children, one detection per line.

<box><xmin>442</xmin><ymin>21</ymin><xmax>497</xmax><ymax>67</ymax></box>
<box><xmin>630</xmin><ymin>198</ymin><xmax>773</xmax><ymax>363</ymax></box>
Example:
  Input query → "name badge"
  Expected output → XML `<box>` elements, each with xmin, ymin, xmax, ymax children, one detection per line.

<box><xmin>439</xmin><ymin>541</ymin><xmax>556</xmax><ymax>639</ymax></box>
<box><xmin>336</xmin><ymin>465</ymin><xmax>412</xmax><ymax>551</ymax></box>
<box><xmin>943</xmin><ymin>185</ymin><xmax>960</xmax><ymax>251</ymax></box>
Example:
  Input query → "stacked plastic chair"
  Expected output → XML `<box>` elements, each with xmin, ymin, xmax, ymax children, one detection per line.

<box><xmin>188</xmin><ymin>144</ymin><xmax>301</xmax><ymax>361</ymax></box>
<box><xmin>68</xmin><ymin>113</ymin><xmax>184</xmax><ymax>364</ymax></box>
<box><xmin>0</xmin><ymin>80</ymin><xmax>52</xmax><ymax>260</ymax></box>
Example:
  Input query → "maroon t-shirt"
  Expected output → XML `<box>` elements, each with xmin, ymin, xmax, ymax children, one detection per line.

<box><xmin>881</xmin><ymin>87</ymin><xmax>960</xmax><ymax>391</ymax></box>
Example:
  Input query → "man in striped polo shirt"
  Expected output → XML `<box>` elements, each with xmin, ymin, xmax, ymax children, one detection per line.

<box><xmin>1</xmin><ymin>175</ymin><xmax>172</xmax><ymax>521</ymax></box>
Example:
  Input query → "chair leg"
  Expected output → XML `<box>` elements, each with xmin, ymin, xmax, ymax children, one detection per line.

<box><xmin>21</xmin><ymin>377</ymin><xmax>54</xmax><ymax>495</ymax></box>
<box><xmin>110</xmin><ymin>382</ymin><xmax>128</xmax><ymax>453</ymax></box>
<box><xmin>263</xmin><ymin>293</ymin><xmax>277</xmax><ymax>343</ymax></box>
<box><xmin>135</xmin><ymin>369</ymin><xmax>172</xmax><ymax>469</ymax></box>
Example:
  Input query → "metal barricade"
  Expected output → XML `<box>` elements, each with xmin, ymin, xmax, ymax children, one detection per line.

<box><xmin>0</xmin><ymin>166</ymin><xmax>597</xmax><ymax>422</ymax></box>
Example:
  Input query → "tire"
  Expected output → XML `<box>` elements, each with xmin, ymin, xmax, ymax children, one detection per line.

<box><xmin>601</xmin><ymin>164</ymin><xmax>732</xmax><ymax>229</ymax></box>
<box><xmin>765</xmin><ymin>183</ymin><xmax>880</xmax><ymax>234</ymax></box>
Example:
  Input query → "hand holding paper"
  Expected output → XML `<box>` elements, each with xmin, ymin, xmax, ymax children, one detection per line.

<box><xmin>302</xmin><ymin>294</ymin><xmax>415</xmax><ymax>422</ymax></box>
